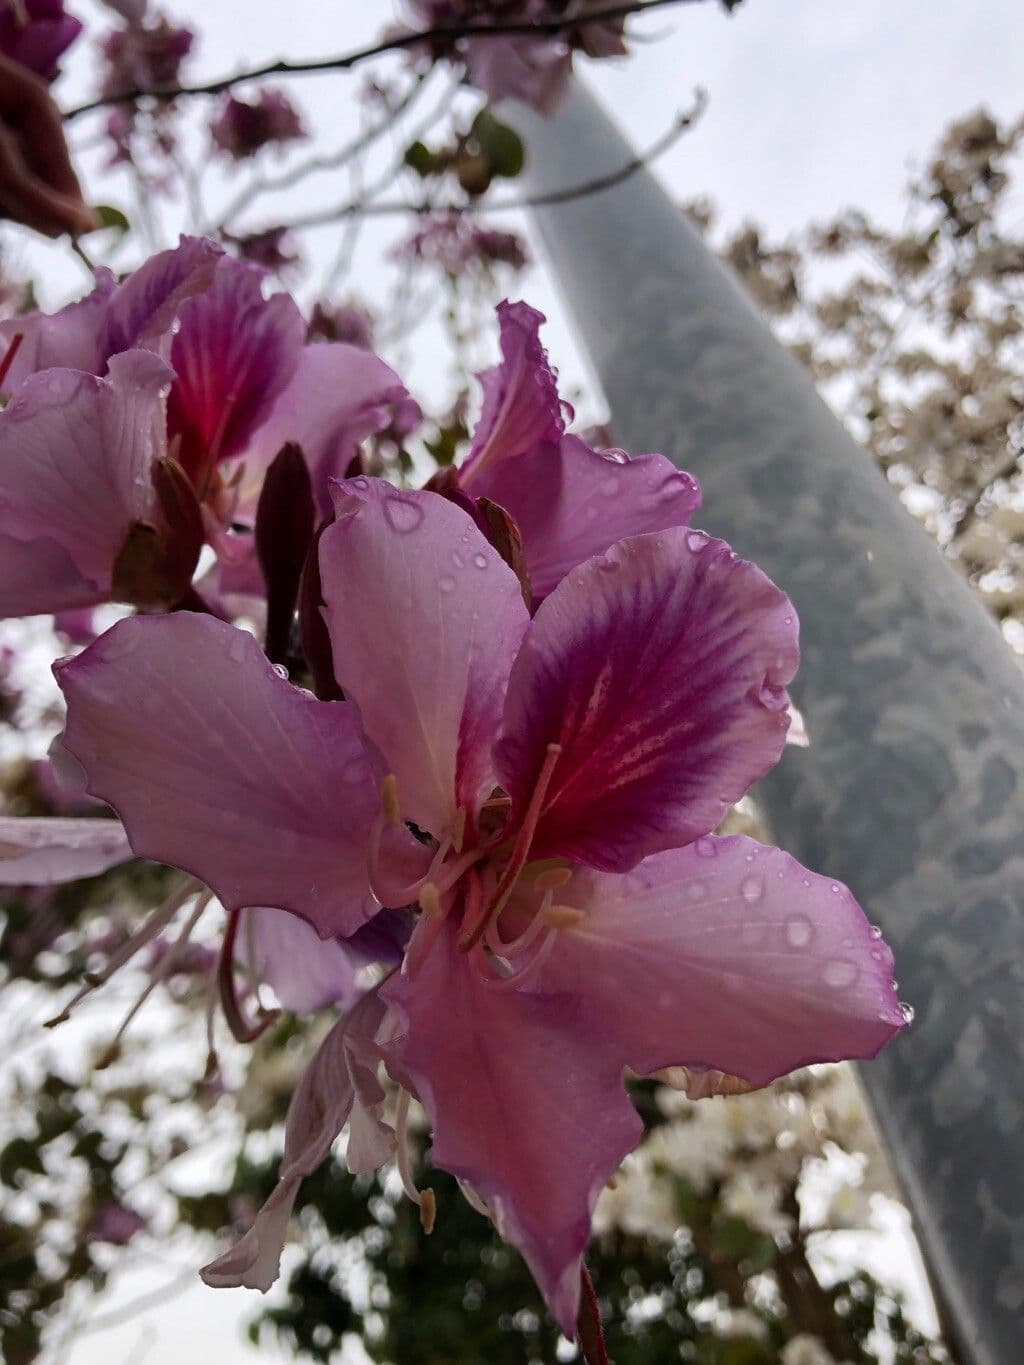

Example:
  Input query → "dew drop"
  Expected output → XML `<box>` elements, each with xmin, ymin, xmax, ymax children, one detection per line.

<box><xmin>439</xmin><ymin>574</ymin><xmax>457</xmax><ymax>593</ymax></box>
<box><xmin>899</xmin><ymin>1001</ymin><xmax>915</xmax><ymax>1024</ymax></box>
<box><xmin>687</xmin><ymin>881</ymin><xmax>707</xmax><ymax>901</ymax></box>
<box><xmin>786</xmin><ymin>916</ymin><xmax>814</xmax><ymax>949</ymax></box>
<box><xmin>272</xmin><ymin>663</ymin><xmax>289</xmax><ymax>680</ymax></box>
<box><xmin>383</xmin><ymin>495</ymin><xmax>424</xmax><ymax>534</ymax></box>
<box><xmin>451</xmin><ymin>550</ymin><xmax>465</xmax><ymax>569</ymax></box>
<box><xmin>228</xmin><ymin>635</ymin><xmax>248</xmax><ymax>663</ymax></box>
<box><xmin>741</xmin><ymin>875</ymin><xmax>763</xmax><ymax>904</ymax></box>
<box><xmin>870</xmin><ymin>947</ymin><xmax>885</xmax><ymax>962</ymax></box>
<box><xmin>600</xmin><ymin>475</ymin><xmax>619</xmax><ymax>496</ymax></box>
<box><xmin>823</xmin><ymin>959</ymin><xmax>858</xmax><ymax>989</ymax></box>
<box><xmin>472</xmin><ymin>552</ymin><xmax>488</xmax><ymax>570</ymax></box>
<box><xmin>830</xmin><ymin>883</ymin><xmax>841</xmax><ymax>894</ymax></box>
<box><xmin>695</xmin><ymin>836</ymin><xmax>716</xmax><ymax>858</ymax></box>
<box><xmin>686</xmin><ymin>531</ymin><xmax>708</xmax><ymax>553</ymax></box>
<box><xmin>869</xmin><ymin>924</ymin><xmax>883</xmax><ymax>940</ymax></box>
<box><xmin>350</xmin><ymin>476</ymin><xmax>369</xmax><ymax>490</ymax></box>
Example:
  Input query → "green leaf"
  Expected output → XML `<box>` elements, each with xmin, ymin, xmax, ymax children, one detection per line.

<box><xmin>470</xmin><ymin>111</ymin><xmax>525</xmax><ymax>179</ymax></box>
<box><xmin>404</xmin><ymin>141</ymin><xmax>436</xmax><ymax>178</ymax></box>
<box><xmin>93</xmin><ymin>204</ymin><xmax>131</xmax><ymax>235</ymax></box>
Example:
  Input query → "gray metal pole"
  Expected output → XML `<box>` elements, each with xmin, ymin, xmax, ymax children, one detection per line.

<box><xmin>512</xmin><ymin>81</ymin><xmax>1024</xmax><ymax>1364</ymax></box>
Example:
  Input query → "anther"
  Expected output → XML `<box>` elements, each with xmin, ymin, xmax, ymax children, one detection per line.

<box><xmin>534</xmin><ymin>866</ymin><xmax>572</xmax><ymax>893</ymax></box>
<box><xmin>419</xmin><ymin>883</ymin><xmax>443</xmax><ymax>919</ymax></box>
<box><xmin>539</xmin><ymin>905</ymin><xmax>585</xmax><ymax>930</ymax></box>
<box><xmin>381</xmin><ymin>774</ymin><xmax>401</xmax><ymax>827</ymax></box>
<box><xmin>419</xmin><ymin>1188</ymin><xmax>437</xmax><ymax>1234</ymax></box>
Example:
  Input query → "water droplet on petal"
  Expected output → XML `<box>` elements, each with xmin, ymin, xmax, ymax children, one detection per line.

<box><xmin>351</xmin><ymin>476</ymin><xmax>369</xmax><ymax>490</ymax></box>
<box><xmin>899</xmin><ymin>1001</ymin><xmax>915</xmax><ymax>1024</ymax></box>
<box><xmin>687</xmin><ymin>881</ymin><xmax>707</xmax><ymax>901</ymax></box>
<box><xmin>228</xmin><ymin>635</ymin><xmax>248</xmax><ymax>663</ymax></box>
<box><xmin>695</xmin><ymin>837</ymin><xmax>716</xmax><ymax>858</ymax></box>
<box><xmin>686</xmin><ymin>531</ymin><xmax>708</xmax><ymax>553</ymax></box>
<box><xmin>869</xmin><ymin>923</ymin><xmax>883</xmax><ymax>940</ymax></box>
<box><xmin>272</xmin><ymin>663</ymin><xmax>289</xmax><ymax>680</ymax></box>
<box><xmin>472</xmin><ymin>552</ymin><xmax>488</xmax><ymax>570</ymax></box>
<box><xmin>600</xmin><ymin>475</ymin><xmax>619</xmax><ymax>496</ymax></box>
<box><xmin>451</xmin><ymin>550</ymin><xmax>465</xmax><ymax>569</ymax></box>
<box><xmin>786</xmin><ymin>915</ymin><xmax>814</xmax><ymax>948</ymax></box>
<box><xmin>439</xmin><ymin>574</ymin><xmax>456</xmax><ymax>593</ymax></box>
<box><xmin>741</xmin><ymin>875</ymin><xmax>763</xmax><ymax>904</ymax></box>
<box><xmin>830</xmin><ymin>883</ymin><xmax>841</xmax><ymax>894</ymax></box>
<box><xmin>823</xmin><ymin>960</ymin><xmax>858</xmax><ymax>989</ymax></box>
<box><xmin>383</xmin><ymin>495</ymin><xmax>424</xmax><ymax>534</ymax></box>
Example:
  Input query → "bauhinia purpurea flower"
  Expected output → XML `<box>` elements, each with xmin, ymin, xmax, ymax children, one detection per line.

<box><xmin>55</xmin><ymin>470</ymin><xmax>909</xmax><ymax>1333</ymax></box>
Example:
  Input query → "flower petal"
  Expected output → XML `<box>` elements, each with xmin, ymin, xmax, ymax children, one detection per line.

<box><xmin>0</xmin><ymin>816</ymin><xmax>132</xmax><ymax>885</ymax></box>
<box><xmin>100</xmin><ymin>234</ymin><xmax>222</xmax><ymax>361</ymax></box>
<box><xmin>201</xmin><ymin>988</ymin><xmax>388</xmax><ymax>1291</ymax></box>
<box><xmin>537</xmin><ymin>837</ymin><xmax>908</xmax><ymax>1088</ymax></box>
<box><xmin>237</xmin><ymin>907</ymin><xmax>362</xmax><ymax>1014</ymax></box>
<box><xmin>0</xmin><ymin>270</ymin><xmax>115</xmax><ymax>395</ymax></box>
<box><xmin>166</xmin><ymin>258</ymin><xmax>304</xmax><ymax>481</ymax></box>
<box><xmin>56</xmin><ymin>613</ymin><xmax>380</xmax><ymax>938</ymax></box>
<box><xmin>0</xmin><ymin>350</ymin><xmax>172</xmax><ymax>586</ymax></box>
<box><xmin>239</xmin><ymin>343</ymin><xmax>421</xmax><ymax>515</ymax></box>
<box><xmin>460</xmin><ymin>301</ymin><xmax>565</xmax><ymax>486</ymax></box>
<box><xmin>498</xmin><ymin>529</ymin><xmax>800</xmax><ymax>870</ymax></box>
<box><xmin>383</xmin><ymin>920</ymin><xmax>641</xmax><ymax>1335</ymax></box>
<box><xmin>470</xmin><ymin>433</ymin><xmax>701</xmax><ymax>602</ymax></box>
<box><xmin>0</xmin><ymin>533</ymin><xmax>101</xmax><ymax>618</ymax></box>
<box><xmin>320</xmin><ymin>480</ymin><xmax>530</xmax><ymax>839</ymax></box>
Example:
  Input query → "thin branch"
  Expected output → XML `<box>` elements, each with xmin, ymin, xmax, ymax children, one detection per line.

<box><xmin>64</xmin><ymin>0</ymin><xmax>713</xmax><ymax>119</ymax></box>
<box><xmin>272</xmin><ymin>93</ymin><xmax>705</xmax><ymax>233</ymax></box>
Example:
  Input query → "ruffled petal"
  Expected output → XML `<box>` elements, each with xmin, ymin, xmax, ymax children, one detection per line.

<box><xmin>166</xmin><ymin>259</ymin><xmax>304</xmax><ymax>482</ymax></box>
<box><xmin>0</xmin><ymin>351</ymin><xmax>171</xmax><ymax>587</ymax></box>
<box><xmin>99</xmin><ymin>234</ymin><xmax>222</xmax><ymax>361</ymax></box>
<box><xmin>56</xmin><ymin>613</ymin><xmax>380</xmax><ymax>938</ymax></box>
<box><xmin>498</xmin><ymin>528</ymin><xmax>800</xmax><ymax>871</ymax></box>
<box><xmin>237</xmin><ymin>907</ymin><xmax>362</xmax><ymax>1014</ymax></box>
<box><xmin>471</xmin><ymin>433</ymin><xmax>701</xmax><ymax>602</ymax></box>
<box><xmin>0</xmin><ymin>271</ymin><xmax>115</xmax><ymax>395</ymax></box>
<box><xmin>460</xmin><ymin>301</ymin><xmax>564</xmax><ymax>486</ymax></box>
<box><xmin>383</xmin><ymin>920</ymin><xmax>642</xmax><ymax>1335</ymax></box>
<box><xmin>536</xmin><ymin>837</ymin><xmax>908</xmax><ymax>1089</ymax></box>
<box><xmin>320</xmin><ymin>480</ymin><xmax>529</xmax><ymax>839</ymax></box>
<box><xmin>238</xmin><ymin>343</ymin><xmax>421</xmax><ymax>515</ymax></box>
<box><xmin>0</xmin><ymin>816</ymin><xmax>132</xmax><ymax>885</ymax></box>
<box><xmin>201</xmin><ymin>989</ymin><xmax>388</xmax><ymax>1290</ymax></box>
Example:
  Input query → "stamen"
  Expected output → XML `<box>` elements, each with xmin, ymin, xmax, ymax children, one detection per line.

<box><xmin>539</xmin><ymin>905</ymin><xmax>586</xmax><ymax>930</ymax></box>
<box><xmin>458</xmin><ymin>1179</ymin><xmax>492</xmax><ymax>1219</ymax></box>
<box><xmin>394</xmin><ymin>1088</ymin><xmax>435</xmax><ymax>1233</ymax></box>
<box><xmin>0</xmin><ymin>331</ymin><xmax>24</xmax><ymax>391</ymax></box>
<box><xmin>96</xmin><ymin>892</ymin><xmax>211</xmax><ymax>1068</ymax></box>
<box><xmin>381</xmin><ymin>774</ymin><xmax>402</xmax><ymax>827</ymax></box>
<box><xmin>419</xmin><ymin>883</ymin><xmax>443</xmax><ymax>919</ymax></box>
<box><xmin>45</xmin><ymin>877</ymin><xmax>201</xmax><ymax>1028</ymax></box>
<box><xmin>219</xmin><ymin>907</ymin><xmax>281</xmax><ymax>1044</ymax></box>
<box><xmin>459</xmin><ymin>743</ymin><xmax>562</xmax><ymax>952</ymax></box>
<box><xmin>533</xmin><ymin>866</ymin><xmax>573</xmax><ymax>893</ymax></box>
<box><xmin>471</xmin><ymin>928</ymin><xmax>557</xmax><ymax>993</ymax></box>
<box><xmin>451</xmin><ymin>806</ymin><xmax>467</xmax><ymax>855</ymax></box>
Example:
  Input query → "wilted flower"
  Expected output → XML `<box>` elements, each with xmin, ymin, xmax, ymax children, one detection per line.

<box><xmin>0</xmin><ymin>0</ymin><xmax>82</xmax><ymax>82</ymax></box>
<box><xmin>210</xmin><ymin>89</ymin><xmax>307</xmax><ymax>161</ymax></box>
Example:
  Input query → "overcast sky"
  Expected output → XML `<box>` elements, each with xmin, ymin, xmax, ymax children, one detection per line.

<box><xmin>8</xmin><ymin>1</ymin><xmax>1019</xmax><ymax>1360</ymax></box>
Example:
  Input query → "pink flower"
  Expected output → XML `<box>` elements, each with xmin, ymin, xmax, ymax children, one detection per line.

<box><xmin>404</xmin><ymin>1</ymin><xmax>627</xmax><ymax>114</ymax></box>
<box><xmin>392</xmin><ymin>214</ymin><xmax>529</xmax><ymax>277</ymax></box>
<box><xmin>98</xmin><ymin>8</ymin><xmax>193</xmax><ymax>98</ymax></box>
<box><xmin>56</xmin><ymin>480</ymin><xmax>907</xmax><ymax>1331</ymax></box>
<box><xmin>0</xmin><ymin>0</ymin><xmax>82</xmax><ymax>83</ymax></box>
<box><xmin>210</xmin><ymin>89</ymin><xmax>307</xmax><ymax>162</ymax></box>
<box><xmin>88</xmin><ymin>1201</ymin><xmax>147</xmax><ymax>1246</ymax></box>
<box><xmin>449</xmin><ymin>300</ymin><xmax>702</xmax><ymax>606</ymax></box>
<box><xmin>0</xmin><ymin>238</ymin><xmax>419</xmax><ymax>617</ymax></box>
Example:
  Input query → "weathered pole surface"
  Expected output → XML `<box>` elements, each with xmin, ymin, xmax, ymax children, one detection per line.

<box><xmin>513</xmin><ymin>81</ymin><xmax>1024</xmax><ymax>1364</ymax></box>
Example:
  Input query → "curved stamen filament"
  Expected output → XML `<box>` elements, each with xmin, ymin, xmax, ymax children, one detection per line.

<box><xmin>470</xmin><ymin>927</ymin><xmax>557</xmax><ymax>993</ymax></box>
<box><xmin>218</xmin><ymin>907</ymin><xmax>281</xmax><ymax>1044</ymax></box>
<box><xmin>394</xmin><ymin>1088</ymin><xmax>436</xmax><ymax>1233</ymax></box>
<box><xmin>458</xmin><ymin>743</ymin><xmax>562</xmax><ymax>952</ymax></box>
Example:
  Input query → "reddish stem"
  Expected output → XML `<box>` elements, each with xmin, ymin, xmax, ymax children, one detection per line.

<box><xmin>577</xmin><ymin>1264</ymin><xmax>611</xmax><ymax>1365</ymax></box>
<box><xmin>0</xmin><ymin>331</ymin><xmax>24</xmax><ymax>390</ymax></box>
<box><xmin>217</xmin><ymin>908</ymin><xmax>279</xmax><ymax>1044</ymax></box>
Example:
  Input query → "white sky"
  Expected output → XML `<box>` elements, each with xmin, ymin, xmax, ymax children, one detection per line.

<box><xmin>6</xmin><ymin>0</ymin><xmax>1020</xmax><ymax>1360</ymax></box>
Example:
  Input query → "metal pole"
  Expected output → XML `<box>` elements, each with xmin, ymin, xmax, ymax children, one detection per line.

<box><xmin>513</xmin><ymin>80</ymin><xmax>1024</xmax><ymax>1364</ymax></box>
